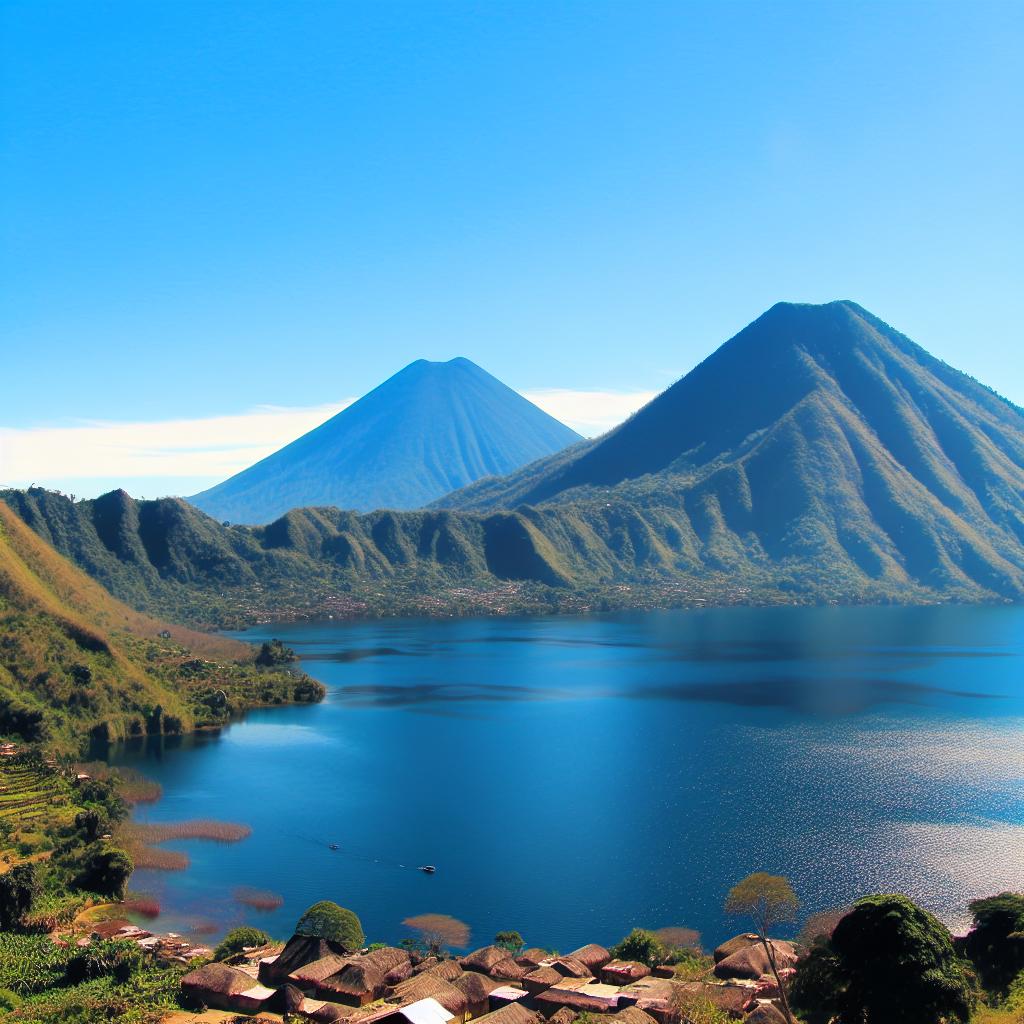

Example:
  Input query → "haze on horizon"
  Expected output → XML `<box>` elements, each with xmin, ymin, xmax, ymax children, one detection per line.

<box><xmin>1</xmin><ymin>1</ymin><xmax>1022</xmax><ymax>498</ymax></box>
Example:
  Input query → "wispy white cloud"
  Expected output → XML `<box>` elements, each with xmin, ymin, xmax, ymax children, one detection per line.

<box><xmin>0</xmin><ymin>402</ymin><xmax>352</xmax><ymax>493</ymax></box>
<box><xmin>0</xmin><ymin>388</ymin><xmax>655</xmax><ymax>499</ymax></box>
<box><xmin>522</xmin><ymin>388</ymin><xmax>656</xmax><ymax>437</ymax></box>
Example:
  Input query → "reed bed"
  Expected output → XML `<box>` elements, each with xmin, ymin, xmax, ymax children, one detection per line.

<box><xmin>234</xmin><ymin>886</ymin><xmax>284</xmax><ymax>911</ymax></box>
<box><xmin>122</xmin><ymin>819</ymin><xmax>252</xmax><ymax>844</ymax></box>
<box><xmin>122</xmin><ymin>897</ymin><xmax>161</xmax><ymax>918</ymax></box>
<box><xmin>118</xmin><ymin>818</ymin><xmax>250</xmax><ymax>871</ymax></box>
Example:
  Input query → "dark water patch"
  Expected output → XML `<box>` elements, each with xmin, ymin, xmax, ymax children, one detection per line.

<box><xmin>317</xmin><ymin>646</ymin><xmax>416</xmax><ymax>662</ymax></box>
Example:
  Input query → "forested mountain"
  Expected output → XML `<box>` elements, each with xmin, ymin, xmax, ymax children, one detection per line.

<box><xmin>438</xmin><ymin>301</ymin><xmax>1024</xmax><ymax>598</ymax></box>
<box><xmin>188</xmin><ymin>357</ymin><xmax>582</xmax><ymax>524</ymax></box>
<box><xmin>6</xmin><ymin>301</ymin><xmax>1024</xmax><ymax>626</ymax></box>
<box><xmin>0</xmin><ymin>500</ymin><xmax>322</xmax><ymax>752</ymax></box>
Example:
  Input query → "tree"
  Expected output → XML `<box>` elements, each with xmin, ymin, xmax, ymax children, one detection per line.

<box><xmin>789</xmin><ymin>893</ymin><xmax>976</xmax><ymax>1024</ymax></box>
<box><xmin>214</xmin><ymin>926</ymin><xmax>272</xmax><ymax>961</ymax></box>
<box><xmin>610</xmin><ymin>928</ymin><xmax>666</xmax><ymax>968</ymax></box>
<box><xmin>653</xmin><ymin>927</ymin><xmax>702</xmax><ymax>954</ymax></box>
<box><xmin>0</xmin><ymin>864</ymin><xmax>40</xmax><ymax>929</ymax></box>
<box><xmin>495</xmin><ymin>930</ymin><xmax>525</xmax><ymax>955</ymax></box>
<box><xmin>963</xmin><ymin>892</ymin><xmax>1024</xmax><ymax>995</ymax></box>
<box><xmin>796</xmin><ymin>906</ymin><xmax>851</xmax><ymax>948</ymax></box>
<box><xmin>403</xmin><ymin>914</ymin><xmax>471</xmax><ymax>954</ymax></box>
<box><xmin>294</xmin><ymin>901</ymin><xmax>365</xmax><ymax>950</ymax></box>
<box><xmin>256</xmin><ymin>640</ymin><xmax>298</xmax><ymax>667</ymax></box>
<box><xmin>74</xmin><ymin>809</ymin><xmax>102</xmax><ymax>843</ymax></box>
<box><xmin>72</xmin><ymin>846</ymin><xmax>134</xmax><ymax>899</ymax></box>
<box><xmin>725</xmin><ymin>873</ymin><xmax>798</xmax><ymax>1023</ymax></box>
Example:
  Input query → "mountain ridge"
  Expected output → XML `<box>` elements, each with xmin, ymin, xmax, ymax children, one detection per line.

<box><xmin>6</xmin><ymin>300</ymin><xmax>1024</xmax><ymax>625</ymax></box>
<box><xmin>188</xmin><ymin>356</ymin><xmax>582</xmax><ymax>524</ymax></box>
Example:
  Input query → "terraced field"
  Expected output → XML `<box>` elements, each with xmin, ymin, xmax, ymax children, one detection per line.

<box><xmin>0</xmin><ymin>760</ymin><xmax>70</xmax><ymax>858</ymax></box>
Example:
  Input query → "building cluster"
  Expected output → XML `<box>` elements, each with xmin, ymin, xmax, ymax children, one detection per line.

<box><xmin>84</xmin><ymin>918</ymin><xmax>214</xmax><ymax>964</ymax></box>
<box><xmin>180</xmin><ymin>933</ymin><xmax>797</xmax><ymax>1024</ymax></box>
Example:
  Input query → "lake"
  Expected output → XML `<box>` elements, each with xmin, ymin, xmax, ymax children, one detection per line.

<box><xmin>109</xmin><ymin>604</ymin><xmax>1024</xmax><ymax>953</ymax></box>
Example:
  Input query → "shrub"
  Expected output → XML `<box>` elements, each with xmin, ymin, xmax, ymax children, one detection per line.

<box><xmin>964</xmin><ymin>892</ymin><xmax>1024</xmax><ymax>996</ymax></box>
<box><xmin>609</xmin><ymin>929</ymin><xmax>665</xmax><ymax>968</ymax></box>
<box><xmin>65</xmin><ymin>940</ymin><xmax>145</xmax><ymax>984</ymax></box>
<box><xmin>403</xmin><ymin>914</ymin><xmax>471</xmax><ymax>953</ymax></box>
<box><xmin>71</xmin><ymin>846</ymin><xmax>134</xmax><ymax>899</ymax></box>
<box><xmin>791</xmin><ymin>893</ymin><xmax>977</xmax><ymax>1024</ymax></box>
<box><xmin>214</xmin><ymin>926</ymin><xmax>272</xmax><ymax>961</ymax></box>
<box><xmin>495</xmin><ymin>931</ymin><xmax>525</xmax><ymax>955</ymax></box>
<box><xmin>295</xmin><ymin>901</ymin><xmax>365</xmax><ymax>950</ymax></box>
<box><xmin>0</xmin><ymin>863</ymin><xmax>40</xmax><ymax>929</ymax></box>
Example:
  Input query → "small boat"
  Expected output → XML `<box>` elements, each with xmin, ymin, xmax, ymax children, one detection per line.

<box><xmin>330</xmin><ymin>843</ymin><xmax>339</xmax><ymax>850</ymax></box>
<box><xmin>418</xmin><ymin>865</ymin><xmax>436</xmax><ymax>874</ymax></box>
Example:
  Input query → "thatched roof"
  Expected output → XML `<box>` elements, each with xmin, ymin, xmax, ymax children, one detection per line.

<box><xmin>713</xmin><ymin>941</ymin><xmax>796</xmax><ymax>982</ymax></box>
<box><xmin>745</xmin><ymin>1006</ymin><xmax>787</xmax><ymax>1024</ymax></box>
<box><xmin>567</xmin><ymin>945</ymin><xmax>611</xmax><ymax>973</ymax></box>
<box><xmin>712</xmin><ymin>933</ymin><xmax>760</xmax><ymax>963</ymax></box>
<box><xmin>547</xmin><ymin>1009</ymin><xmax>576</xmax><ymax>1024</ymax></box>
<box><xmin>602</xmin><ymin>960</ymin><xmax>650</xmax><ymax>983</ymax></box>
<box><xmin>472</xmin><ymin>1003</ymin><xmax>538</xmax><ymax>1024</ymax></box>
<box><xmin>291</xmin><ymin>955</ymin><xmax>353</xmax><ymax>986</ymax></box>
<box><xmin>274</xmin><ymin>935</ymin><xmax>350</xmax><ymax>979</ymax></box>
<box><xmin>545</xmin><ymin>957</ymin><xmax>591</xmax><ymax>978</ymax></box>
<box><xmin>515</xmin><ymin>948</ymin><xmax>549</xmax><ymax>968</ymax></box>
<box><xmin>182</xmin><ymin>962</ymin><xmax>254</xmax><ymax>997</ymax></box>
<box><xmin>422</xmin><ymin>960</ymin><xmax>463</xmax><ymax>983</ymax></box>
<box><xmin>273</xmin><ymin>984</ymin><xmax>306</xmax><ymax>1013</ymax></box>
<box><xmin>489</xmin><ymin>959</ymin><xmax>527</xmax><ymax>981</ymax></box>
<box><xmin>413</xmin><ymin>957</ymin><xmax>439</xmax><ymax>974</ymax></box>
<box><xmin>308</xmin><ymin>1002</ymin><xmax>357</xmax><ymax>1023</ymax></box>
<box><xmin>451</xmin><ymin>971</ymin><xmax>499</xmax><ymax>1003</ymax></box>
<box><xmin>386</xmin><ymin>973</ymin><xmax>469</xmax><ymax>1017</ymax></box>
<box><xmin>323</xmin><ymin>948</ymin><xmax>411</xmax><ymax>997</ymax></box>
<box><xmin>386</xmin><ymin>961</ymin><xmax>414</xmax><ymax>985</ymax></box>
<box><xmin>522</xmin><ymin>966</ymin><xmax>560</xmax><ymax>992</ymax></box>
<box><xmin>611</xmin><ymin>1008</ymin><xmax>657</xmax><ymax>1024</ymax></box>
<box><xmin>534</xmin><ymin>987</ymin><xmax>618</xmax><ymax>1015</ymax></box>
<box><xmin>460</xmin><ymin>945</ymin><xmax>510</xmax><ymax>973</ymax></box>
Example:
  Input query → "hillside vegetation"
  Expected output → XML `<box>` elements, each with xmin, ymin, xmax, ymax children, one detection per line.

<box><xmin>5</xmin><ymin>302</ymin><xmax>1024</xmax><ymax>625</ymax></box>
<box><xmin>0</xmin><ymin>501</ymin><xmax>323</xmax><ymax>752</ymax></box>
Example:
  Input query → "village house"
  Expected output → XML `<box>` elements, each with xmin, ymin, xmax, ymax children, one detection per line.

<box><xmin>176</xmin><ymin>926</ymin><xmax>795</xmax><ymax>1024</ymax></box>
<box><xmin>180</xmin><ymin>962</ymin><xmax>277</xmax><ymax>1013</ymax></box>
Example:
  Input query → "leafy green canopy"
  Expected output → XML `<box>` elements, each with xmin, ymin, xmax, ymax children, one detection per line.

<box><xmin>294</xmin><ymin>901</ymin><xmax>365</xmax><ymax>950</ymax></box>
<box><xmin>790</xmin><ymin>893</ymin><xmax>976</xmax><ymax>1024</ymax></box>
<box><xmin>214</xmin><ymin>926</ymin><xmax>272</xmax><ymax>961</ymax></box>
<box><xmin>725</xmin><ymin>872</ymin><xmax>799</xmax><ymax>932</ymax></box>
<box><xmin>963</xmin><ymin>891</ymin><xmax>1024</xmax><ymax>995</ymax></box>
<box><xmin>495</xmin><ymin>931</ymin><xmax>525</xmax><ymax>955</ymax></box>
<box><xmin>610</xmin><ymin>929</ymin><xmax>668</xmax><ymax>968</ymax></box>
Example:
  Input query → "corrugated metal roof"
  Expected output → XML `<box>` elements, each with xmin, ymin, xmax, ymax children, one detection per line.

<box><xmin>400</xmin><ymin>997</ymin><xmax>455</xmax><ymax>1024</ymax></box>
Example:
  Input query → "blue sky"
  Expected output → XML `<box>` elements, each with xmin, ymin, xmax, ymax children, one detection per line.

<box><xmin>1</xmin><ymin>1</ymin><xmax>1022</xmax><ymax>496</ymax></box>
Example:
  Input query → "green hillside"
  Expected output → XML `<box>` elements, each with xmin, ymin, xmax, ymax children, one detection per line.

<box><xmin>0</xmin><ymin>501</ymin><xmax>324</xmax><ymax>753</ymax></box>
<box><xmin>5</xmin><ymin>301</ymin><xmax>1024</xmax><ymax>624</ymax></box>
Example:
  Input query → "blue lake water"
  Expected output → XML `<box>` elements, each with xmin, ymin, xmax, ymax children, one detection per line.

<box><xmin>110</xmin><ymin>605</ymin><xmax>1024</xmax><ymax>953</ymax></box>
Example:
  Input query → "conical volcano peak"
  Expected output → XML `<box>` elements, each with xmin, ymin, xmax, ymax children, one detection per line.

<box><xmin>440</xmin><ymin>300</ymin><xmax>1024</xmax><ymax>513</ymax></box>
<box><xmin>188</xmin><ymin>357</ymin><xmax>581</xmax><ymax>523</ymax></box>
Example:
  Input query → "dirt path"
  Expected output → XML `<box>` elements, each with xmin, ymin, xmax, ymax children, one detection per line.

<box><xmin>162</xmin><ymin>1011</ymin><xmax>285</xmax><ymax>1024</ymax></box>
<box><xmin>0</xmin><ymin>850</ymin><xmax>50</xmax><ymax>874</ymax></box>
